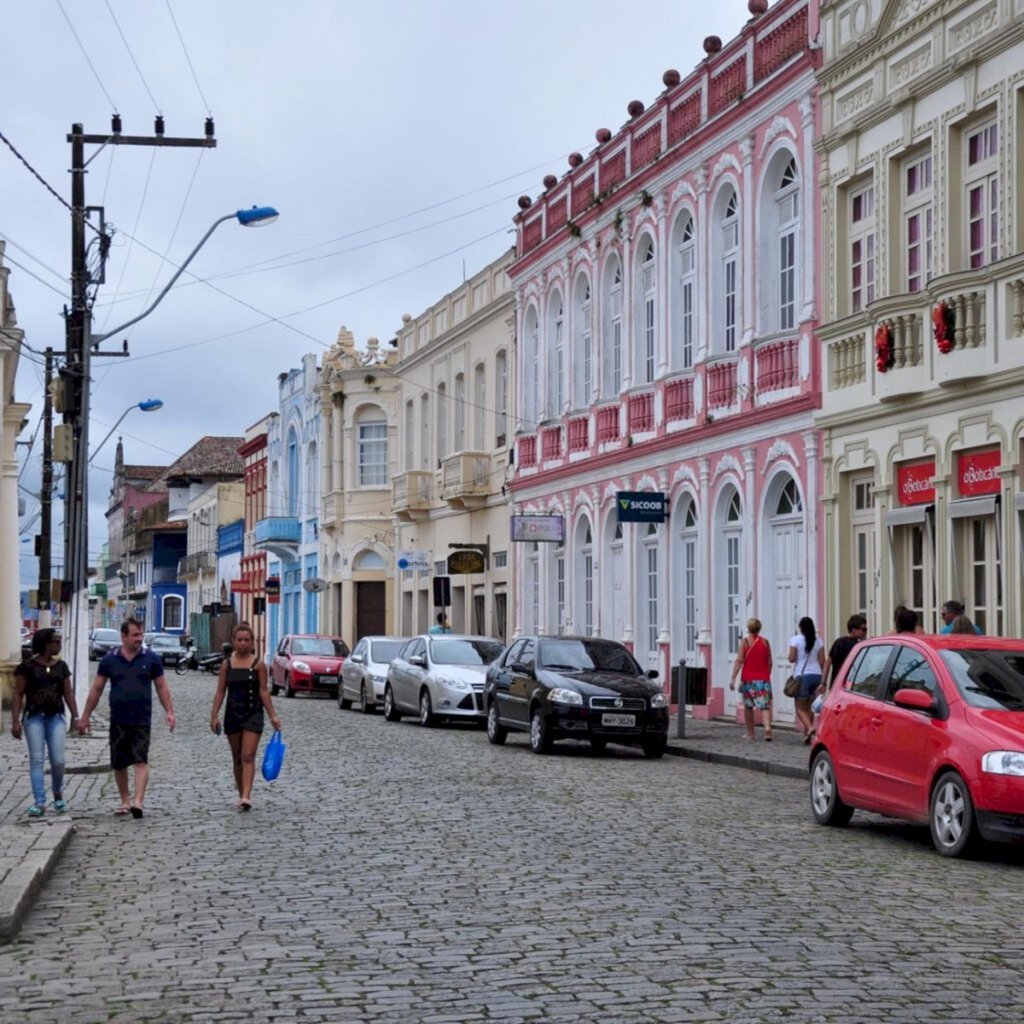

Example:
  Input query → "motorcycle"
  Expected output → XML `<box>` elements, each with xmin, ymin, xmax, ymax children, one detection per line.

<box><xmin>175</xmin><ymin>641</ymin><xmax>231</xmax><ymax>674</ymax></box>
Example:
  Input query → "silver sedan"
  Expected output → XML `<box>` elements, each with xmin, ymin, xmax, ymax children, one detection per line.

<box><xmin>338</xmin><ymin>636</ymin><xmax>408</xmax><ymax>713</ymax></box>
<box><xmin>383</xmin><ymin>634</ymin><xmax>504</xmax><ymax>727</ymax></box>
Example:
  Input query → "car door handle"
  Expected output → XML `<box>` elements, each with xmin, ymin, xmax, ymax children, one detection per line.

<box><xmin>871</xmin><ymin>716</ymin><xmax>882</xmax><ymax>727</ymax></box>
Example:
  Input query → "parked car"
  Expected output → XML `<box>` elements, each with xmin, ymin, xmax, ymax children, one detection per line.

<box><xmin>146</xmin><ymin>633</ymin><xmax>188</xmax><ymax>667</ymax></box>
<box><xmin>270</xmin><ymin>634</ymin><xmax>349</xmax><ymax>698</ymax></box>
<box><xmin>89</xmin><ymin>627</ymin><xmax>121</xmax><ymax>661</ymax></box>
<box><xmin>339</xmin><ymin>635</ymin><xmax>408</xmax><ymax>713</ymax></box>
<box><xmin>383</xmin><ymin>634</ymin><xmax>504</xmax><ymax>726</ymax></box>
<box><xmin>483</xmin><ymin>635</ymin><xmax>669</xmax><ymax>757</ymax></box>
<box><xmin>810</xmin><ymin>633</ymin><xmax>1024</xmax><ymax>857</ymax></box>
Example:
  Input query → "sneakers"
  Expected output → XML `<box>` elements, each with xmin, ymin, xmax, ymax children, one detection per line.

<box><xmin>27</xmin><ymin>804</ymin><xmax>45</xmax><ymax>818</ymax></box>
<box><xmin>53</xmin><ymin>799</ymin><xmax>68</xmax><ymax>814</ymax></box>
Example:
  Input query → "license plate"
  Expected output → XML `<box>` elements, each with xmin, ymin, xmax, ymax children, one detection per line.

<box><xmin>601</xmin><ymin>713</ymin><xmax>636</xmax><ymax>727</ymax></box>
<box><xmin>318</xmin><ymin>675</ymin><xmax>336</xmax><ymax>686</ymax></box>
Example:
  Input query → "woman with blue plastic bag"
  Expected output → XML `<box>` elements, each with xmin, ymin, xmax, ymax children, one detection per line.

<box><xmin>210</xmin><ymin>623</ymin><xmax>280</xmax><ymax>811</ymax></box>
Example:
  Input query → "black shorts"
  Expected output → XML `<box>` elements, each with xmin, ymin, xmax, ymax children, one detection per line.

<box><xmin>224</xmin><ymin>705</ymin><xmax>264</xmax><ymax>736</ymax></box>
<box><xmin>109</xmin><ymin>723</ymin><xmax>151</xmax><ymax>770</ymax></box>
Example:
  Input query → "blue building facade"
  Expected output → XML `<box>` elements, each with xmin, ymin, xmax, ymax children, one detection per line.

<box><xmin>150</xmin><ymin>530</ymin><xmax>187</xmax><ymax>633</ymax></box>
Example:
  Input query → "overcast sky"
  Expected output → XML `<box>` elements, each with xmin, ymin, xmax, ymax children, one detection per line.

<box><xmin>6</xmin><ymin>0</ymin><xmax>751</xmax><ymax>584</ymax></box>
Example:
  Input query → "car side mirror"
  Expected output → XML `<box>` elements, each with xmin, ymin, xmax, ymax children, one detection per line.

<box><xmin>893</xmin><ymin>688</ymin><xmax>935</xmax><ymax>712</ymax></box>
<box><xmin>350</xmin><ymin>654</ymin><xmax>363</xmax><ymax>664</ymax></box>
<box><xmin>511</xmin><ymin>662</ymin><xmax>534</xmax><ymax>676</ymax></box>
<box><xmin>410</xmin><ymin>654</ymin><xmax>426</xmax><ymax>667</ymax></box>
<box><xmin>646</xmin><ymin>669</ymin><xmax>659</xmax><ymax>680</ymax></box>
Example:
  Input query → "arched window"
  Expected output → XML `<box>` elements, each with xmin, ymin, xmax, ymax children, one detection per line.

<box><xmin>353</xmin><ymin>549</ymin><xmax>386</xmax><ymax>570</ymax></box>
<box><xmin>419</xmin><ymin>393</ymin><xmax>431</xmax><ymax>471</ymax></box>
<box><xmin>436</xmin><ymin>382</ymin><xmax>447</xmax><ymax>464</ymax></box>
<box><xmin>305</xmin><ymin>441</ymin><xmax>317</xmax><ymax>516</ymax></box>
<box><xmin>404</xmin><ymin>400</ymin><xmax>414</xmax><ymax>471</ymax></box>
<box><xmin>473</xmin><ymin>363</ymin><xmax>486</xmax><ymax>451</ymax></box>
<box><xmin>776</xmin><ymin>157</ymin><xmax>799</xmax><ymax>331</ymax></box>
<box><xmin>642</xmin><ymin>522</ymin><xmax>660</xmax><ymax>656</ymax></box>
<box><xmin>454</xmin><ymin>372</ymin><xmax>466</xmax><ymax>453</ymax></box>
<box><xmin>522</xmin><ymin>307</ymin><xmax>540</xmax><ymax>427</ymax></box>
<box><xmin>714</xmin><ymin>188</ymin><xmax>740</xmax><ymax>353</ymax></box>
<box><xmin>495</xmin><ymin>349</ymin><xmax>507</xmax><ymax>446</ymax></box>
<box><xmin>356</xmin><ymin>409</ymin><xmax>388</xmax><ymax>487</ymax></box>
<box><xmin>723</xmin><ymin>489</ymin><xmax>743</xmax><ymax>653</ymax></box>
<box><xmin>574</xmin><ymin>519</ymin><xmax>594</xmax><ymax>636</ymax></box>
<box><xmin>602</xmin><ymin>259</ymin><xmax>623</xmax><ymax>398</ymax></box>
<box><xmin>547</xmin><ymin>293</ymin><xmax>565</xmax><ymax>419</ymax></box>
<box><xmin>775</xmin><ymin>476</ymin><xmax>803</xmax><ymax>515</ymax></box>
<box><xmin>573</xmin><ymin>275</ymin><xmax>592</xmax><ymax>408</ymax></box>
<box><xmin>676</xmin><ymin>496</ymin><xmax>699</xmax><ymax>658</ymax></box>
<box><xmin>162</xmin><ymin>594</ymin><xmax>183</xmax><ymax>631</ymax></box>
<box><xmin>671</xmin><ymin>213</ymin><xmax>696</xmax><ymax>369</ymax></box>
<box><xmin>636</xmin><ymin>236</ymin><xmax>657</xmax><ymax>383</ymax></box>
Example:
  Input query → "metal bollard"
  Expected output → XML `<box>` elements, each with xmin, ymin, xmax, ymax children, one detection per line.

<box><xmin>676</xmin><ymin>659</ymin><xmax>686</xmax><ymax>739</ymax></box>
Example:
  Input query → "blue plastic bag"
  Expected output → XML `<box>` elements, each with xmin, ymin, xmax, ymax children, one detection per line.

<box><xmin>261</xmin><ymin>730</ymin><xmax>286</xmax><ymax>782</ymax></box>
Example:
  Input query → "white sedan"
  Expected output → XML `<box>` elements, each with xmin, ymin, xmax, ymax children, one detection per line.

<box><xmin>383</xmin><ymin>634</ymin><xmax>504</xmax><ymax>727</ymax></box>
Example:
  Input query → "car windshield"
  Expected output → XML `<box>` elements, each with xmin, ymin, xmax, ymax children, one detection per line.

<box><xmin>292</xmin><ymin>638</ymin><xmax>348</xmax><ymax>657</ymax></box>
<box><xmin>93</xmin><ymin>630</ymin><xmax>119</xmax><ymax>642</ymax></box>
<box><xmin>430</xmin><ymin>638</ymin><xmax>503</xmax><ymax>666</ymax></box>
<box><xmin>538</xmin><ymin>639</ymin><xmax>643</xmax><ymax>675</ymax></box>
<box><xmin>939</xmin><ymin>649</ymin><xmax>1024</xmax><ymax>710</ymax></box>
<box><xmin>150</xmin><ymin>635</ymin><xmax>181</xmax><ymax>648</ymax></box>
<box><xmin>370</xmin><ymin>640</ymin><xmax>404</xmax><ymax>663</ymax></box>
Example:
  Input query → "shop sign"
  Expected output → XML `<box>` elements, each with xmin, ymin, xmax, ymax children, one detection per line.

<box><xmin>616</xmin><ymin>491</ymin><xmax>668</xmax><ymax>523</ymax></box>
<box><xmin>265</xmin><ymin>576</ymin><xmax>281</xmax><ymax>605</ymax></box>
<box><xmin>896</xmin><ymin>461</ymin><xmax>935</xmax><ymax>506</ymax></box>
<box><xmin>447</xmin><ymin>550</ymin><xmax>486</xmax><ymax>574</ymax></box>
<box><xmin>230</xmin><ymin>578</ymin><xmax>250</xmax><ymax>594</ymax></box>
<box><xmin>958</xmin><ymin>449</ymin><xmax>1001</xmax><ymax>497</ymax></box>
<box><xmin>396</xmin><ymin>549</ymin><xmax>431</xmax><ymax>571</ymax></box>
<box><xmin>510</xmin><ymin>514</ymin><xmax>564</xmax><ymax>543</ymax></box>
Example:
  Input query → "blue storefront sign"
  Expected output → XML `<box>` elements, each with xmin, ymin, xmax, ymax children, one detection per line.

<box><xmin>616</xmin><ymin>491</ymin><xmax>667</xmax><ymax>524</ymax></box>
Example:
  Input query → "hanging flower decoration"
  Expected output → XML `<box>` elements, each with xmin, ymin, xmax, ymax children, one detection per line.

<box><xmin>875</xmin><ymin>322</ymin><xmax>894</xmax><ymax>373</ymax></box>
<box><xmin>932</xmin><ymin>299</ymin><xmax>955</xmax><ymax>354</ymax></box>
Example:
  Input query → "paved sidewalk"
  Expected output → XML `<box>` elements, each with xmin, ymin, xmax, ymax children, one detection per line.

<box><xmin>1</xmin><ymin>726</ymin><xmax>110</xmax><ymax>942</ymax></box>
<box><xmin>665</xmin><ymin>715</ymin><xmax>811</xmax><ymax>780</ymax></box>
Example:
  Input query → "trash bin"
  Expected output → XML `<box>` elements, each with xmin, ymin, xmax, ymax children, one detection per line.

<box><xmin>685</xmin><ymin>667</ymin><xmax>708</xmax><ymax>706</ymax></box>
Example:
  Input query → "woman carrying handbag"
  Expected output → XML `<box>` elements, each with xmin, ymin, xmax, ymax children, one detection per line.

<box><xmin>788</xmin><ymin>616</ymin><xmax>825</xmax><ymax>744</ymax></box>
<box><xmin>729</xmin><ymin>618</ymin><xmax>774</xmax><ymax>742</ymax></box>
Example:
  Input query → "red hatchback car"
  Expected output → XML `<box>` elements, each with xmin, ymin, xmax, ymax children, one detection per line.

<box><xmin>270</xmin><ymin>634</ymin><xmax>349</xmax><ymax>698</ymax></box>
<box><xmin>810</xmin><ymin>634</ymin><xmax>1024</xmax><ymax>857</ymax></box>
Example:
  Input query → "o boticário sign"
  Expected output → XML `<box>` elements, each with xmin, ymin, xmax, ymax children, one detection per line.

<box><xmin>616</xmin><ymin>491</ymin><xmax>668</xmax><ymax>524</ymax></box>
<box><xmin>510</xmin><ymin>514</ymin><xmax>564</xmax><ymax>543</ymax></box>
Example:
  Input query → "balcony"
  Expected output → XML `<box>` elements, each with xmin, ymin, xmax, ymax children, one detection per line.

<box><xmin>754</xmin><ymin>335</ymin><xmax>800</xmax><ymax>401</ymax></box>
<box><xmin>820</xmin><ymin>257</ymin><xmax>1024</xmax><ymax>422</ymax></box>
<box><xmin>665</xmin><ymin>377</ymin><xmax>695</xmax><ymax>423</ymax></box>
<box><xmin>518</xmin><ymin>435</ymin><xmax>537</xmax><ymax>469</ymax></box>
<box><xmin>595</xmin><ymin>403</ymin><xmax>621</xmax><ymax>444</ymax></box>
<box><xmin>706</xmin><ymin>356</ymin><xmax>739</xmax><ymax>410</ymax></box>
<box><xmin>567</xmin><ymin>415</ymin><xmax>590</xmax><ymax>454</ymax></box>
<box><xmin>153</xmin><ymin>566</ymin><xmax>178</xmax><ymax>585</ymax></box>
<box><xmin>627</xmin><ymin>390</ymin><xmax>655</xmax><ymax>434</ymax></box>
<box><xmin>322</xmin><ymin>492</ymin><xmax>337</xmax><ymax>528</ymax></box>
<box><xmin>253</xmin><ymin>516</ymin><xmax>301</xmax><ymax>562</ymax></box>
<box><xmin>392</xmin><ymin>471</ymin><xmax>433</xmax><ymax>521</ymax></box>
<box><xmin>440</xmin><ymin>451</ymin><xmax>491</xmax><ymax>507</ymax></box>
<box><xmin>540</xmin><ymin>426</ymin><xmax>563</xmax><ymax>462</ymax></box>
<box><xmin>177</xmin><ymin>549</ymin><xmax>216</xmax><ymax>579</ymax></box>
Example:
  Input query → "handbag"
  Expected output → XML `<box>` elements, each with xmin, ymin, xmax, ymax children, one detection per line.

<box><xmin>261</xmin><ymin>730</ymin><xmax>286</xmax><ymax>782</ymax></box>
<box><xmin>784</xmin><ymin>675</ymin><xmax>800</xmax><ymax>698</ymax></box>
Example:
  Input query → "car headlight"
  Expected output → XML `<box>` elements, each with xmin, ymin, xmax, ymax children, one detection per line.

<box><xmin>437</xmin><ymin>676</ymin><xmax>471</xmax><ymax>692</ymax></box>
<box><xmin>649</xmin><ymin>692</ymin><xmax>667</xmax><ymax>709</ymax></box>
<box><xmin>548</xmin><ymin>687</ymin><xmax>583</xmax><ymax>706</ymax></box>
<box><xmin>293</xmin><ymin>660</ymin><xmax>311</xmax><ymax>674</ymax></box>
<box><xmin>981</xmin><ymin>751</ymin><xmax>1024</xmax><ymax>776</ymax></box>
<box><xmin>370</xmin><ymin>673</ymin><xmax>386</xmax><ymax>684</ymax></box>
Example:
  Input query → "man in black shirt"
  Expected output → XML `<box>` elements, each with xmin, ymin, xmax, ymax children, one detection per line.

<box><xmin>79</xmin><ymin>618</ymin><xmax>176</xmax><ymax>818</ymax></box>
<box><xmin>822</xmin><ymin>614</ymin><xmax>868</xmax><ymax>690</ymax></box>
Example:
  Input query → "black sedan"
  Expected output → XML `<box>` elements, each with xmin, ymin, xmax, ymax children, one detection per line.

<box><xmin>146</xmin><ymin>633</ymin><xmax>188</xmax><ymax>667</ymax></box>
<box><xmin>483</xmin><ymin>635</ymin><xmax>669</xmax><ymax>757</ymax></box>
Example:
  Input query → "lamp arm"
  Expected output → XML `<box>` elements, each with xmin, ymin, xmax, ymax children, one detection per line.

<box><xmin>88</xmin><ymin>408</ymin><xmax>131</xmax><ymax>465</ymax></box>
<box><xmin>93</xmin><ymin>212</ymin><xmax>236</xmax><ymax>343</ymax></box>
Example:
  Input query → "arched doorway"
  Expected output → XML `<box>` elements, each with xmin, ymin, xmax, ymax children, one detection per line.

<box><xmin>715</xmin><ymin>486</ymin><xmax>744</xmax><ymax>714</ymax></box>
<box><xmin>602</xmin><ymin>511</ymin><xmax>625</xmax><ymax>643</ymax></box>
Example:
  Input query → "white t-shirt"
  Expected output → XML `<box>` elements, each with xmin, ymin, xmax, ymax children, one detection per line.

<box><xmin>789</xmin><ymin>634</ymin><xmax>824</xmax><ymax>677</ymax></box>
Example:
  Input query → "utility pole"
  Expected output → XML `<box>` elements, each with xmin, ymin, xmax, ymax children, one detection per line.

<box><xmin>63</xmin><ymin>117</ymin><xmax>216</xmax><ymax>706</ymax></box>
<box><xmin>37</xmin><ymin>347</ymin><xmax>54</xmax><ymax>628</ymax></box>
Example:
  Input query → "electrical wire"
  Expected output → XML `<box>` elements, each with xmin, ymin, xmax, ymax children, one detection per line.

<box><xmin>0</xmin><ymin>230</ymin><xmax>68</xmax><ymax>284</ymax></box>
<box><xmin>163</xmin><ymin>0</ymin><xmax>212</xmax><ymax>114</ymax></box>
<box><xmin>55</xmin><ymin>0</ymin><xmax>118</xmax><ymax>110</ymax></box>
<box><xmin>104</xmin><ymin>0</ymin><xmax>161</xmax><ymax>111</ymax></box>
<box><xmin>0</xmin><ymin>252</ymin><xmax>70</xmax><ymax>300</ymax></box>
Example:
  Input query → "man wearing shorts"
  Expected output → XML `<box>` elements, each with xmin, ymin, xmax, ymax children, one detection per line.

<box><xmin>78</xmin><ymin>618</ymin><xmax>176</xmax><ymax>818</ymax></box>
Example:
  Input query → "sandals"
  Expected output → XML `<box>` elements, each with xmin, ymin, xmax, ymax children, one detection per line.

<box><xmin>129</xmin><ymin>806</ymin><xmax>144</xmax><ymax>819</ymax></box>
<box><xmin>764</xmin><ymin>731</ymin><xmax>773</xmax><ymax>742</ymax></box>
<box><xmin>803</xmin><ymin>730</ymin><xmax>815</xmax><ymax>746</ymax></box>
<box><xmin>114</xmin><ymin>805</ymin><xmax>130</xmax><ymax>816</ymax></box>
<box><xmin>240</xmin><ymin>800</ymin><xmax>252</xmax><ymax>812</ymax></box>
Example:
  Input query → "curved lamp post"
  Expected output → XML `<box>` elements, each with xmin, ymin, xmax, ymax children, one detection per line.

<box><xmin>88</xmin><ymin>398</ymin><xmax>164</xmax><ymax>465</ymax></box>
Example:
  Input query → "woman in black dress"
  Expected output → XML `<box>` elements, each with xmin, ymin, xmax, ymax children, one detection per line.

<box><xmin>210</xmin><ymin>623</ymin><xmax>280</xmax><ymax>810</ymax></box>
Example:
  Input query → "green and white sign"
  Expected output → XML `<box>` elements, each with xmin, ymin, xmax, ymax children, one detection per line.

<box><xmin>616</xmin><ymin>491</ymin><xmax>667</xmax><ymax>524</ymax></box>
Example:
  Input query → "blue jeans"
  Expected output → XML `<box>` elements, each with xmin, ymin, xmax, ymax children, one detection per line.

<box><xmin>23</xmin><ymin>713</ymin><xmax>66</xmax><ymax>807</ymax></box>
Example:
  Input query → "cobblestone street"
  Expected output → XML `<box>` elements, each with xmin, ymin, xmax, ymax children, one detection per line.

<box><xmin>2</xmin><ymin>672</ymin><xmax>1023</xmax><ymax>1023</ymax></box>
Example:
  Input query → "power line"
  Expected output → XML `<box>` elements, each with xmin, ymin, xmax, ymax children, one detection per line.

<box><xmin>55</xmin><ymin>0</ymin><xmax>118</xmax><ymax>110</ymax></box>
<box><xmin>163</xmin><ymin>0</ymin><xmax>212</xmax><ymax>114</ymax></box>
<box><xmin>0</xmin><ymin>251</ymin><xmax>70</xmax><ymax>300</ymax></box>
<box><xmin>0</xmin><ymin>230</ymin><xmax>68</xmax><ymax>284</ymax></box>
<box><xmin>104</xmin><ymin>0</ymin><xmax>161</xmax><ymax>111</ymax></box>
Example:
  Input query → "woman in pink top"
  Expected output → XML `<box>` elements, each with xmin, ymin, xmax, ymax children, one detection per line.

<box><xmin>729</xmin><ymin>618</ymin><xmax>774</xmax><ymax>741</ymax></box>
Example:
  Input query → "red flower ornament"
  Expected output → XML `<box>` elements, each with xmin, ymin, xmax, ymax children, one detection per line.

<box><xmin>875</xmin><ymin>322</ymin><xmax>894</xmax><ymax>373</ymax></box>
<box><xmin>933</xmin><ymin>300</ymin><xmax>955</xmax><ymax>354</ymax></box>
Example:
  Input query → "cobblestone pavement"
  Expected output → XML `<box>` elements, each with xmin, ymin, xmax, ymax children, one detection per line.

<box><xmin>1</xmin><ymin>672</ymin><xmax>1023</xmax><ymax>1023</ymax></box>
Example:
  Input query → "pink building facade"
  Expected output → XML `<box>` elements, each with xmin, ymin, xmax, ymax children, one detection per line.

<box><xmin>508</xmin><ymin>0</ymin><xmax>823</xmax><ymax>723</ymax></box>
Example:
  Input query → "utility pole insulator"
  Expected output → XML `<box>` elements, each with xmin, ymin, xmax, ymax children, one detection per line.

<box><xmin>111</xmin><ymin>113</ymin><xmax>122</xmax><ymax>135</ymax></box>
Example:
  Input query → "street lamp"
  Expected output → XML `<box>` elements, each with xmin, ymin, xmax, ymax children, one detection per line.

<box><xmin>89</xmin><ymin>398</ymin><xmax>163</xmax><ymax>465</ymax></box>
<box><xmin>63</xmin><ymin>205</ymin><xmax>279</xmax><ymax>707</ymax></box>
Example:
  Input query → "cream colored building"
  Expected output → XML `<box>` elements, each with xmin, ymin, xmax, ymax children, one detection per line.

<box><xmin>319</xmin><ymin>331</ymin><xmax>400</xmax><ymax>643</ymax></box>
<box><xmin>391</xmin><ymin>251</ymin><xmax>514</xmax><ymax>641</ymax></box>
<box><xmin>1</xmin><ymin>242</ymin><xmax>31</xmax><ymax>710</ymax></box>
<box><xmin>817</xmin><ymin>0</ymin><xmax>1024</xmax><ymax>636</ymax></box>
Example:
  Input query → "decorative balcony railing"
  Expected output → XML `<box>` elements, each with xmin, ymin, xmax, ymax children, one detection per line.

<box><xmin>595</xmin><ymin>404</ymin><xmax>621</xmax><ymax>443</ymax></box>
<box><xmin>938</xmin><ymin>289</ymin><xmax>986</xmax><ymax>351</ymax></box>
<box><xmin>441</xmin><ymin>452</ymin><xmax>490</xmax><ymax>501</ymax></box>
<box><xmin>392</xmin><ymin>471</ymin><xmax>433</xmax><ymax>514</ymax></box>
<box><xmin>567</xmin><ymin>415</ymin><xmax>589</xmax><ymax>453</ymax></box>
<box><xmin>627</xmin><ymin>391</ymin><xmax>655</xmax><ymax>433</ymax></box>
<box><xmin>519</xmin><ymin>436</ymin><xmax>537</xmax><ymax>468</ymax></box>
<box><xmin>540</xmin><ymin>426</ymin><xmax>563</xmax><ymax>461</ymax></box>
<box><xmin>754</xmin><ymin>336</ymin><xmax>799</xmax><ymax>394</ymax></box>
<box><xmin>177</xmin><ymin>549</ymin><xmax>216</xmax><ymax>579</ymax></box>
<box><xmin>665</xmin><ymin>377</ymin><xmax>695</xmax><ymax>421</ymax></box>
<box><xmin>706</xmin><ymin>358</ymin><xmax>739</xmax><ymax>409</ymax></box>
<box><xmin>254</xmin><ymin>517</ymin><xmax>301</xmax><ymax>546</ymax></box>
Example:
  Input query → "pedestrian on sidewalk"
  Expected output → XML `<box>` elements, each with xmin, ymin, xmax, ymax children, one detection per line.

<box><xmin>210</xmin><ymin>622</ymin><xmax>281</xmax><ymax>811</ymax></box>
<box><xmin>894</xmin><ymin>605</ymin><xmax>923</xmax><ymax>634</ymax></box>
<box><xmin>78</xmin><ymin>617</ymin><xmax>176</xmax><ymax>819</ymax></box>
<box><xmin>428</xmin><ymin>612</ymin><xmax>452</xmax><ymax>635</ymax></box>
<box><xmin>788</xmin><ymin>617</ymin><xmax>825</xmax><ymax>745</ymax></box>
<box><xmin>821</xmin><ymin>614</ymin><xmax>868</xmax><ymax>692</ymax></box>
<box><xmin>940</xmin><ymin>599</ymin><xmax>983</xmax><ymax>634</ymax></box>
<box><xmin>9</xmin><ymin>628</ymin><xmax>80</xmax><ymax>818</ymax></box>
<box><xmin>729</xmin><ymin>618</ymin><xmax>773</xmax><ymax>742</ymax></box>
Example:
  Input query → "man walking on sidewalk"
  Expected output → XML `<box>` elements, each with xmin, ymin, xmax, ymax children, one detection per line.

<box><xmin>78</xmin><ymin>618</ymin><xmax>176</xmax><ymax>818</ymax></box>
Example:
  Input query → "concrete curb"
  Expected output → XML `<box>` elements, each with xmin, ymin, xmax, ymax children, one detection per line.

<box><xmin>665</xmin><ymin>741</ymin><xmax>809</xmax><ymax>780</ymax></box>
<box><xmin>0</xmin><ymin>820</ymin><xmax>75</xmax><ymax>944</ymax></box>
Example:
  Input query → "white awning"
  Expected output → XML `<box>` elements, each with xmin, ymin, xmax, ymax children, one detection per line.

<box><xmin>884</xmin><ymin>505</ymin><xmax>932</xmax><ymax>527</ymax></box>
<box><xmin>948</xmin><ymin>495</ymin><xmax>998</xmax><ymax>519</ymax></box>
